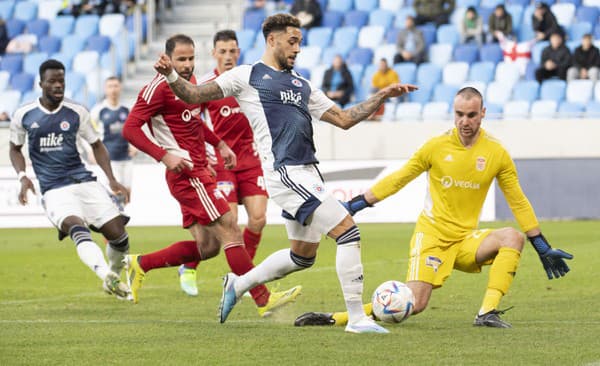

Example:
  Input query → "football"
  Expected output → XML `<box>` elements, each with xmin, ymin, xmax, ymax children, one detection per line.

<box><xmin>371</xmin><ymin>280</ymin><xmax>415</xmax><ymax>323</ymax></box>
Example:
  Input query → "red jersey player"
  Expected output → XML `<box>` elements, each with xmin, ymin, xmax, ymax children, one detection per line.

<box><xmin>178</xmin><ymin>30</ymin><xmax>269</xmax><ymax>297</ymax></box>
<box><xmin>122</xmin><ymin>34</ymin><xmax>300</xmax><ymax>316</ymax></box>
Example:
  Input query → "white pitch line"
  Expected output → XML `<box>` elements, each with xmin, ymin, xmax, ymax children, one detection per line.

<box><xmin>0</xmin><ymin>319</ymin><xmax>267</xmax><ymax>325</ymax></box>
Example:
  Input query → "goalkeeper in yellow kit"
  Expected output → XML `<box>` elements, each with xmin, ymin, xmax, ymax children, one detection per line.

<box><xmin>295</xmin><ymin>87</ymin><xmax>573</xmax><ymax>328</ymax></box>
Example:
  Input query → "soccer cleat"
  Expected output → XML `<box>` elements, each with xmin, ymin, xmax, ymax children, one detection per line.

<box><xmin>103</xmin><ymin>271</ymin><xmax>131</xmax><ymax>300</ymax></box>
<box><xmin>345</xmin><ymin>316</ymin><xmax>389</xmax><ymax>334</ymax></box>
<box><xmin>473</xmin><ymin>307</ymin><xmax>513</xmax><ymax>328</ymax></box>
<box><xmin>124</xmin><ymin>254</ymin><xmax>145</xmax><ymax>304</ymax></box>
<box><xmin>178</xmin><ymin>265</ymin><xmax>198</xmax><ymax>296</ymax></box>
<box><xmin>219</xmin><ymin>273</ymin><xmax>240</xmax><ymax>323</ymax></box>
<box><xmin>294</xmin><ymin>312</ymin><xmax>335</xmax><ymax>326</ymax></box>
<box><xmin>257</xmin><ymin>285</ymin><xmax>302</xmax><ymax>318</ymax></box>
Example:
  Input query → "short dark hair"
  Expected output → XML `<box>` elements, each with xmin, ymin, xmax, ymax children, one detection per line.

<box><xmin>456</xmin><ymin>87</ymin><xmax>483</xmax><ymax>108</ymax></box>
<box><xmin>39</xmin><ymin>59</ymin><xmax>65</xmax><ymax>81</ymax></box>
<box><xmin>213</xmin><ymin>30</ymin><xmax>238</xmax><ymax>47</ymax></box>
<box><xmin>261</xmin><ymin>13</ymin><xmax>301</xmax><ymax>40</ymax></box>
<box><xmin>165</xmin><ymin>34</ymin><xmax>195</xmax><ymax>56</ymax></box>
<box><xmin>105</xmin><ymin>75</ymin><xmax>120</xmax><ymax>83</ymax></box>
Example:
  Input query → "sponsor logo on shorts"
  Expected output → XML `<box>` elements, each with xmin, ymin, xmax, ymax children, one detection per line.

<box><xmin>426</xmin><ymin>256</ymin><xmax>442</xmax><ymax>272</ymax></box>
<box><xmin>60</xmin><ymin>121</ymin><xmax>70</xmax><ymax>131</ymax></box>
<box><xmin>213</xmin><ymin>188</ymin><xmax>226</xmax><ymax>200</ymax></box>
<box><xmin>440</xmin><ymin>176</ymin><xmax>480</xmax><ymax>190</ymax></box>
<box><xmin>476</xmin><ymin>156</ymin><xmax>486</xmax><ymax>171</ymax></box>
<box><xmin>216</xmin><ymin>182</ymin><xmax>234</xmax><ymax>197</ymax></box>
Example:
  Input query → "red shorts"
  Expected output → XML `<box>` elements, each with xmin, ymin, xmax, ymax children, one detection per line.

<box><xmin>215</xmin><ymin>164</ymin><xmax>268</xmax><ymax>204</ymax></box>
<box><xmin>166</xmin><ymin>169</ymin><xmax>230</xmax><ymax>227</ymax></box>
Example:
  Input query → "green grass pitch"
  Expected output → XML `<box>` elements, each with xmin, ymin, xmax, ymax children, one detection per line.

<box><xmin>1</xmin><ymin>221</ymin><xmax>599</xmax><ymax>365</ymax></box>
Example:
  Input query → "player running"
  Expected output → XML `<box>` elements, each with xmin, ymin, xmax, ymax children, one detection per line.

<box><xmin>154</xmin><ymin>14</ymin><xmax>417</xmax><ymax>333</ymax></box>
<box><xmin>9</xmin><ymin>59</ymin><xmax>131</xmax><ymax>299</ymax></box>
<box><xmin>295</xmin><ymin>87</ymin><xmax>573</xmax><ymax>328</ymax></box>
<box><xmin>177</xmin><ymin>30</ymin><xmax>270</xmax><ymax>297</ymax></box>
<box><xmin>123</xmin><ymin>34</ymin><xmax>301</xmax><ymax>317</ymax></box>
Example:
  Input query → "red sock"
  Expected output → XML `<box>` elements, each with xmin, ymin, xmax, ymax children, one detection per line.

<box><xmin>183</xmin><ymin>261</ymin><xmax>200</xmax><ymax>269</ymax></box>
<box><xmin>243</xmin><ymin>228</ymin><xmax>262</xmax><ymax>260</ymax></box>
<box><xmin>139</xmin><ymin>241</ymin><xmax>201</xmax><ymax>272</ymax></box>
<box><xmin>224</xmin><ymin>242</ymin><xmax>270</xmax><ymax>307</ymax></box>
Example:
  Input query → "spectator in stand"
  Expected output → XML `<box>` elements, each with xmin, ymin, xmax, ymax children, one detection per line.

<box><xmin>393</xmin><ymin>16</ymin><xmax>425</xmax><ymax>65</ymax></box>
<box><xmin>413</xmin><ymin>0</ymin><xmax>454</xmax><ymax>26</ymax></box>
<box><xmin>488</xmin><ymin>4</ymin><xmax>513</xmax><ymax>43</ymax></box>
<box><xmin>0</xmin><ymin>18</ymin><xmax>8</xmax><ymax>55</ymax></box>
<box><xmin>532</xmin><ymin>2</ymin><xmax>563</xmax><ymax>41</ymax></box>
<box><xmin>567</xmin><ymin>34</ymin><xmax>600</xmax><ymax>82</ymax></box>
<box><xmin>322</xmin><ymin>55</ymin><xmax>354</xmax><ymax>107</ymax></box>
<box><xmin>535</xmin><ymin>32</ymin><xmax>571</xmax><ymax>83</ymax></box>
<box><xmin>370</xmin><ymin>58</ymin><xmax>400</xmax><ymax>120</ymax></box>
<box><xmin>460</xmin><ymin>6</ymin><xmax>483</xmax><ymax>45</ymax></box>
<box><xmin>290</xmin><ymin>0</ymin><xmax>322</xmax><ymax>29</ymax></box>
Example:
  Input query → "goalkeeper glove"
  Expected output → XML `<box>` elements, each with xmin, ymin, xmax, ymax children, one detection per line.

<box><xmin>528</xmin><ymin>234</ymin><xmax>573</xmax><ymax>280</ymax></box>
<box><xmin>341</xmin><ymin>194</ymin><xmax>372</xmax><ymax>216</ymax></box>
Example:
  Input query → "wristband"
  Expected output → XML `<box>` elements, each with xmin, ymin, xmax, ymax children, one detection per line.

<box><xmin>528</xmin><ymin>234</ymin><xmax>550</xmax><ymax>255</ymax></box>
<box><xmin>166</xmin><ymin>70</ymin><xmax>179</xmax><ymax>83</ymax></box>
<box><xmin>17</xmin><ymin>171</ymin><xmax>27</xmax><ymax>182</ymax></box>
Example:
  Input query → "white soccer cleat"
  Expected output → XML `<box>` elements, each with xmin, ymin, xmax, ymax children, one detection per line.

<box><xmin>103</xmin><ymin>271</ymin><xmax>131</xmax><ymax>300</ymax></box>
<box><xmin>345</xmin><ymin>316</ymin><xmax>389</xmax><ymax>334</ymax></box>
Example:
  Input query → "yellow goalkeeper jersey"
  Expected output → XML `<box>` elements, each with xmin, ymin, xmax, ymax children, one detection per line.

<box><xmin>371</xmin><ymin>128</ymin><xmax>539</xmax><ymax>242</ymax></box>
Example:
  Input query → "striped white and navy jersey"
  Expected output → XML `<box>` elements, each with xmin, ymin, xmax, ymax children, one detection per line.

<box><xmin>9</xmin><ymin>99</ymin><xmax>99</xmax><ymax>194</ymax></box>
<box><xmin>90</xmin><ymin>100</ymin><xmax>130</xmax><ymax>161</ymax></box>
<box><xmin>214</xmin><ymin>61</ymin><xmax>335</xmax><ymax>170</ymax></box>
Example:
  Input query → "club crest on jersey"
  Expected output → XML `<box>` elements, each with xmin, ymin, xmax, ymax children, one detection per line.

<box><xmin>291</xmin><ymin>78</ymin><xmax>302</xmax><ymax>87</ymax></box>
<box><xmin>217</xmin><ymin>181</ymin><xmax>234</xmax><ymax>197</ymax></box>
<box><xmin>119</xmin><ymin>112</ymin><xmax>127</xmax><ymax>120</ymax></box>
<box><xmin>60</xmin><ymin>121</ymin><xmax>70</xmax><ymax>131</ymax></box>
<box><xmin>312</xmin><ymin>183</ymin><xmax>324</xmax><ymax>193</ymax></box>
<box><xmin>426</xmin><ymin>256</ymin><xmax>442</xmax><ymax>272</ymax></box>
<box><xmin>280</xmin><ymin>90</ymin><xmax>302</xmax><ymax>106</ymax></box>
<box><xmin>476</xmin><ymin>156</ymin><xmax>486</xmax><ymax>171</ymax></box>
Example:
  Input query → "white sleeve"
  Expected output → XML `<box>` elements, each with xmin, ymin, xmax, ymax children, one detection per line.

<box><xmin>77</xmin><ymin>107</ymin><xmax>101</xmax><ymax>144</ymax></box>
<box><xmin>9</xmin><ymin>109</ymin><xmax>26</xmax><ymax>146</ymax></box>
<box><xmin>89</xmin><ymin>104</ymin><xmax>104</xmax><ymax>140</ymax></box>
<box><xmin>214</xmin><ymin>65</ymin><xmax>251</xmax><ymax>98</ymax></box>
<box><xmin>308</xmin><ymin>82</ymin><xmax>336</xmax><ymax>121</ymax></box>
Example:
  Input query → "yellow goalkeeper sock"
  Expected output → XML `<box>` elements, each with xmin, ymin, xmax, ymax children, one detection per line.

<box><xmin>479</xmin><ymin>247</ymin><xmax>521</xmax><ymax>315</ymax></box>
<box><xmin>332</xmin><ymin>303</ymin><xmax>373</xmax><ymax>325</ymax></box>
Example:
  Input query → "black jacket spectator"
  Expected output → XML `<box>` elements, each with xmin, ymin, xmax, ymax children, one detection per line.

<box><xmin>322</xmin><ymin>56</ymin><xmax>354</xmax><ymax>107</ymax></box>
<box><xmin>536</xmin><ymin>33</ymin><xmax>571</xmax><ymax>82</ymax></box>
<box><xmin>567</xmin><ymin>35</ymin><xmax>600</xmax><ymax>82</ymax></box>
<box><xmin>532</xmin><ymin>2</ymin><xmax>563</xmax><ymax>41</ymax></box>
<box><xmin>0</xmin><ymin>19</ymin><xmax>8</xmax><ymax>55</ymax></box>
<box><xmin>290</xmin><ymin>0</ymin><xmax>322</xmax><ymax>29</ymax></box>
<box><xmin>413</xmin><ymin>0</ymin><xmax>454</xmax><ymax>26</ymax></box>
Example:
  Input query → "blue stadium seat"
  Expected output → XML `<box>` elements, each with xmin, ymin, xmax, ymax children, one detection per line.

<box><xmin>395</xmin><ymin>7</ymin><xmax>417</xmax><ymax>28</ymax></box>
<box><xmin>380</xmin><ymin>0</ymin><xmax>404</xmax><ymax>12</ymax></box>
<box><xmin>356</xmin><ymin>63</ymin><xmax>377</xmax><ymax>101</ymax></box>
<box><xmin>436</xmin><ymin>24</ymin><xmax>460</xmax><ymax>45</ymax></box>
<box><xmin>374</xmin><ymin>44</ymin><xmax>396</xmax><ymax>65</ymax></box>
<box><xmin>508</xmin><ymin>0</ymin><xmax>532</xmax><ymax>6</ymax></box>
<box><xmin>569</xmin><ymin>22</ymin><xmax>592</xmax><ymax>43</ymax></box>
<box><xmin>332</xmin><ymin>26</ymin><xmax>359</xmax><ymax>56</ymax></box>
<box><xmin>408</xmin><ymin>85</ymin><xmax>432</xmax><ymax>104</ymax></box>
<box><xmin>236</xmin><ymin>29</ymin><xmax>256</xmax><ymax>51</ymax></box>
<box><xmin>26</xmin><ymin>19</ymin><xmax>49</xmax><ymax>39</ymax></box>
<box><xmin>358</xmin><ymin>25</ymin><xmax>385</xmax><ymax>49</ymax></box>
<box><xmin>453</xmin><ymin>44</ymin><xmax>479</xmax><ymax>63</ymax></box>
<box><xmin>295</xmin><ymin>46</ymin><xmax>322</xmax><ymax>69</ymax></box>
<box><xmin>443</xmin><ymin>62</ymin><xmax>469</xmax><ymax>86</ymax></box>
<box><xmin>480</xmin><ymin>0</ymin><xmax>503</xmax><ymax>7</ymax></box>
<box><xmin>512</xmin><ymin>80</ymin><xmax>539</xmax><ymax>103</ymax></box>
<box><xmin>550</xmin><ymin>3</ymin><xmax>575</xmax><ymax>28</ymax></box>
<box><xmin>0</xmin><ymin>1</ymin><xmax>15</xmax><ymax>20</ymax></box>
<box><xmin>317</xmin><ymin>0</ymin><xmax>328</xmax><ymax>11</ymax></box>
<box><xmin>50</xmin><ymin>16</ymin><xmax>75</xmax><ymax>38</ymax></box>
<box><xmin>355</xmin><ymin>0</ymin><xmax>378</xmax><ymax>11</ymax></box>
<box><xmin>101</xmin><ymin>51</ymin><xmax>121</xmax><ymax>77</ymax></box>
<box><xmin>457</xmin><ymin>0</ymin><xmax>480</xmax><ymax>7</ymax></box>
<box><xmin>85</xmin><ymin>35</ymin><xmax>112</xmax><ymax>53</ymax></box>
<box><xmin>307</xmin><ymin>27</ymin><xmax>332</xmax><ymax>48</ymax></box>
<box><xmin>322</xmin><ymin>10</ymin><xmax>344</xmax><ymax>28</ymax></box>
<box><xmin>13</xmin><ymin>1</ymin><xmax>37</xmax><ymax>22</ymax></box>
<box><xmin>242</xmin><ymin>47</ymin><xmax>262</xmax><ymax>64</ymax></box>
<box><xmin>506</xmin><ymin>5</ymin><xmax>524</xmax><ymax>32</ymax></box>
<box><xmin>0</xmin><ymin>70</ymin><xmax>9</xmax><ymax>91</ymax></box>
<box><xmin>23</xmin><ymin>52</ymin><xmax>48</xmax><ymax>75</ymax></box>
<box><xmin>328</xmin><ymin>0</ymin><xmax>353</xmax><ymax>12</ymax></box>
<box><xmin>1</xmin><ymin>54</ymin><xmax>23</xmax><ymax>74</ymax></box>
<box><xmin>560</xmin><ymin>0</ymin><xmax>581</xmax><ymax>5</ymax></box>
<box><xmin>477</xmin><ymin>7</ymin><xmax>495</xmax><ymax>26</ymax></box>
<box><xmin>321</xmin><ymin>46</ymin><xmax>348</xmax><ymax>65</ymax></box>
<box><xmin>558</xmin><ymin>101</ymin><xmax>584</xmax><ymax>117</ymax></box>
<box><xmin>99</xmin><ymin>13</ymin><xmax>126</xmax><ymax>38</ymax></box>
<box><xmin>243</xmin><ymin>9</ymin><xmax>266</xmax><ymax>31</ymax></box>
<box><xmin>422</xmin><ymin>102</ymin><xmax>449</xmax><ymax>120</ymax></box>
<box><xmin>566</xmin><ymin>40</ymin><xmax>579</xmax><ymax>54</ymax></box>
<box><xmin>576</xmin><ymin>6</ymin><xmax>599</xmax><ymax>25</ymax></box>
<box><xmin>428</xmin><ymin>44</ymin><xmax>454</xmax><ymax>67</ymax></box>
<box><xmin>65</xmin><ymin>71</ymin><xmax>86</xmax><ymax>96</ymax></box>
<box><xmin>344</xmin><ymin>10</ymin><xmax>369</xmax><ymax>28</ymax></box>
<box><xmin>10</xmin><ymin>72</ymin><xmax>34</xmax><ymax>93</ymax></box>
<box><xmin>503</xmin><ymin>101</ymin><xmax>530</xmax><ymax>119</ymax></box>
<box><xmin>61</xmin><ymin>34</ymin><xmax>87</xmax><ymax>59</ymax></box>
<box><xmin>393</xmin><ymin>62</ymin><xmax>417</xmax><ymax>84</ymax></box>
<box><xmin>540</xmin><ymin>80</ymin><xmax>567</xmax><ymax>103</ymax></box>
<box><xmin>566</xmin><ymin>79</ymin><xmax>594</xmax><ymax>104</ymax></box>
<box><xmin>479</xmin><ymin>43</ymin><xmax>503</xmax><ymax>64</ymax></box>
<box><xmin>595</xmin><ymin>82</ymin><xmax>600</xmax><ymax>102</ymax></box>
<box><xmin>417</xmin><ymin>24</ymin><xmax>437</xmax><ymax>48</ymax></box>
<box><xmin>347</xmin><ymin>47</ymin><xmax>373</xmax><ymax>66</ymax></box>
<box><xmin>50</xmin><ymin>52</ymin><xmax>74</xmax><ymax>70</ymax></box>
<box><xmin>417</xmin><ymin>62</ymin><xmax>442</xmax><ymax>89</ymax></box>
<box><xmin>524</xmin><ymin>61</ymin><xmax>537</xmax><ymax>81</ymax></box>
<box><xmin>585</xmin><ymin>101</ymin><xmax>600</xmax><ymax>118</ymax></box>
<box><xmin>348</xmin><ymin>63</ymin><xmax>364</xmax><ymax>93</ymax></box>
<box><xmin>369</xmin><ymin>9</ymin><xmax>395</xmax><ymax>29</ymax></box>
<box><xmin>6</xmin><ymin>19</ymin><xmax>25</xmax><ymax>39</ymax></box>
<box><xmin>295</xmin><ymin>67</ymin><xmax>310</xmax><ymax>79</ymax></box>
<box><xmin>486</xmin><ymin>81</ymin><xmax>512</xmax><ymax>105</ymax></box>
<box><xmin>395</xmin><ymin>102</ymin><xmax>422</xmax><ymax>121</ymax></box>
<box><xmin>21</xmin><ymin>89</ymin><xmax>40</xmax><ymax>104</ymax></box>
<box><xmin>433</xmin><ymin>84</ymin><xmax>459</xmax><ymax>105</ymax></box>
<box><xmin>494</xmin><ymin>62</ymin><xmax>520</xmax><ymax>88</ymax></box>
<box><xmin>74</xmin><ymin>14</ymin><xmax>99</xmax><ymax>40</ymax></box>
<box><xmin>0</xmin><ymin>90</ymin><xmax>22</xmax><ymax>115</ymax></box>
<box><xmin>125</xmin><ymin>13</ymin><xmax>147</xmax><ymax>41</ymax></box>
<box><xmin>386</xmin><ymin>27</ymin><xmax>400</xmax><ymax>44</ymax></box>
<box><xmin>73</xmin><ymin>51</ymin><xmax>100</xmax><ymax>74</ymax></box>
<box><xmin>468</xmin><ymin>61</ymin><xmax>495</xmax><ymax>82</ymax></box>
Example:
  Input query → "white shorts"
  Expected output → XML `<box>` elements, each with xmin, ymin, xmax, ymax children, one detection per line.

<box><xmin>111</xmin><ymin>160</ymin><xmax>133</xmax><ymax>189</ymax></box>
<box><xmin>264</xmin><ymin>164</ymin><xmax>348</xmax><ymax>243</ymax></box>
<box><xmin>42</xmin><ymin>181</ymin><xmax>121</xmax><ymax>231</ymax></box>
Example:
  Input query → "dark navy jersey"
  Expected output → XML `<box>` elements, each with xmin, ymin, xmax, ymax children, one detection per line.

<box><xmin>215</xmin><ymin>61</ymin><xmax>335</xmax><ymax>170</ymax></box>
<box><xmin>10</xmin><ymin>99</ymin><xmax>99</xmax><ymax>194</ymax></box>
<box><xmin>90</xmin><ymin>100</ymin><xmax>130</xmax><ymax>161</ymax></box>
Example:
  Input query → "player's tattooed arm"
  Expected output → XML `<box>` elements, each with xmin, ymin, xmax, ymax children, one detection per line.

<box><xmin>169</xmin><ymin>79</ymin><xmax>224</xmax><ymax>105</ymax></box>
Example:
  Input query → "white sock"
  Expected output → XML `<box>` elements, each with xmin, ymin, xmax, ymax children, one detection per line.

<box><xmin>76</xmin><ymin>241</ymin><xmax>110</xmax><ymax>280</ymax></box>
<box><xmin>106</xmin><ymin>244</ymin><xmax>127</xmax><ymax>275</ymax></box>
<box><xmin>337</xmin><ymin>241</ymin><xmax>367</xmax><ymax>324</ymax></box>
<box><xmin>234</xmin><ymin>249</ymin><xmax>304</xmax><ymax>296</ymax></box>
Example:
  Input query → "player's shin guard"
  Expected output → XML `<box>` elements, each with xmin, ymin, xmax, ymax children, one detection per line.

<box><xmin>480</xmin><ymin>247</ymin><xmax>521</xmax><ymax>315</ymax></box>
<box><xmin>70</xmin><ymin>225</ymin><xmax>110</xmax><ymax>280</ymax></box>
<box><xmin>224</xmin><ymin>242</ymin><xmax>272</xmax><ymax>306</ymax></box>
<box><xmin>138</xmin><ymin>240</ymin><xmax>201</xmax><ymax>272</ymax></box>
<box><xmin>107</xmin><ymin>232</ymin><xmax>129</xmax><ymax>274</ymax></box>
<box><xmin>335</xmin><ymin>225</ymin><xmax>366</xmax><ymax>324</ymax></box>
